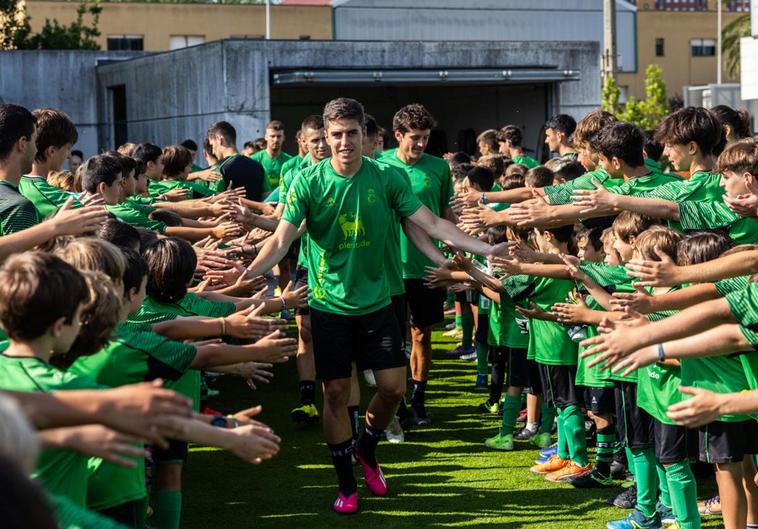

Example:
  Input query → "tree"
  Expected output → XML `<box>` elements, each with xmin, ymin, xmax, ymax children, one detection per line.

<box><xmin>722</xmin><ymin>13</ymin><xmax>750</xmax><ymax>80</ymax></box>
<box><xmin>604</xmin><ymin>64</ymin><xmax>670</xmax><ymax>130</ymax></box>
<box><xmin>601</xmin><ymin>74</ymin><xmax>621</xmax><ymax>116</ymax></box>
<box><xmin>0</xmin><ymin>0</ymin><xmax>101</xmax><ymax>50</ymax></box>
<box><xmin>0</xmin><ymin>0</ymin><xmax>31</xmax><ymax>49</ymax></box>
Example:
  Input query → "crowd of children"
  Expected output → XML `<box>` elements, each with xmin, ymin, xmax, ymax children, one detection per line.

<box><xmin>2</xmin><ymin>95</ymin><xmax>758</xmax><ymax>529</ymax></box>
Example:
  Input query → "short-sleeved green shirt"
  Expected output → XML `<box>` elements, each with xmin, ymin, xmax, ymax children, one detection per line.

<box><xmin>105</xmin><ymin>203</ymin><xmax>166</xmax><ymax>233</ymax></box>
<box><xmin>280</xmin><ymin>155</ymin><xmax>303</xmax><ymax>184</ymax></box>
<box><xmin>502</xmin><ymin>275</ymin><xmax>576</xmax><ymax>365</ymax></box>
<box><xmin>512</xmin><ymin>155</ymin><xmax>540</xmax><ymax>169</ymax></box>
<box><xmin>635</xmin><ymin>170</ymin><xmax>723</xmax><ymax>202</ymax></box>
<box><xmin>608</xmin><ymin>171</ymin><xmax>684</xmax><ymax>197</ymax></box>
<box><xmin>0</xmin><ymin>180</ymin><xmax>42</xmax><ymax>234</ymax></box>
<box><xmin>677</xmin><ymin>200</ymin><xmax>758</xmax><ymax>246</ymax></box>
<box><xmin>251</xmin><ymin>150</ymin><xmax>293</xmax><ymax>192</ymax></box>
<box><xmin>280</xmin><ymin>155</ymin><xmax>314</xmax><ymax>270</ymax></box>
<box><xmin>0</xmin><ymin>355</ymin><xmax>102</xmax><ymax>506</ymax></box>
<box><xmin>127</xmin><ymin>294</ymin><xmax>234</xmax><ymax>409</ymax></box>
<box><xmin>379</xmin><ymin>149</ymin><xmax>453</xmax><ymax>279</ymax></box>
<box><xmin>282</xmin><ymin>157</ymin><xmax>422</xmax><ymax>315</ymax></box>
<box><xmin>150</xmin><ymin>179</ymin><xmax>213</xmax><ymax>199</ymax></box>
<box><xmin>681</xmin><ymin>353</ymin><xmax>752</xmax><ymax>422</ymax></box>
<box><xmin>499</xmin><ymin>274</ymin><xmax>533</xmax><ymax>352</ymax></box>
<box><xmin>126</xmin><ymin>194</ymin><xmax>157</xmax><ymax>207</ymax></box>
<box><xmin>19</xmin><ymin>175</ymin><xmax>83</xmax><ymax>219</ymax></box>
<box><xmin>543</xmin><ymin>168</ymin><xmax>621</xmax><ymax>205</ymax></box>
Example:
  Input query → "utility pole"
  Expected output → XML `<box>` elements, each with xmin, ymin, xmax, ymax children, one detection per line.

<box><xmin>265</xmin><ymin>0</ymin><xmax>271</xmax><ymax>40</ymax></box>
<box><xmin>602</xmin><ymin>0</ymin><xmax>617</xmax><ymax>83</ymax></box>
<box><xmin>717</xmin><ymin>0</ymin><xmax>723</xmax><ymax>84</ymax></box>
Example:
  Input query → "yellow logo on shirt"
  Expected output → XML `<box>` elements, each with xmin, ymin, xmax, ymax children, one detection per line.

<box><xmin>423</xmin><ymin>175</ymin><xmax>432</xmax><ymax>188</ymax></box>
<box><xmin>287</xmin><ymin>189</ymin><xmax>298</xmax><ymax>205</ymax></box>
<box><xmin>367</xmin><ymin>188</ymin><xmax>377</xmax><ymax>204</ymax></box>
<box><xmin>325</xmin><ymin>196</ymin><xmax>336</xmax><ymax>208</ymax></box>
<box><xmin>339</xmin><ymin>213</ymin><xmax>366</xmax><ymax>238</ymax></box>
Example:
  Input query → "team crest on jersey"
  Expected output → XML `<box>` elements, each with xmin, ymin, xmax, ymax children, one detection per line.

<box><xmin>367</xmin><ymin>188</ymin><xmax>377</xmax><ymax>204</ymax></box>
<box><xmin>423</xmin><ymin>175</ymin><xmax>432</xmax><ymax>188</ymax></box>
<box><xmin>325</xmin><ymin>196</ymin><xmax>336</xmax><ymax>208</ymax></box>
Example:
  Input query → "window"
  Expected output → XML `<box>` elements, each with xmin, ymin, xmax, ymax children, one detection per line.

<box><xmin>170</xmin><ymin>35</ymin><xmax>205</xmax><ymax>50</ymax></box>
<box><xmin>691</xmin><ymin>38</ymin><xmax>716</xmax><ymax>57</ymax></box>
<box><xmin>107</xmin><ymin>35</ymin><xmax>143</xmax><ymax>51</ymax></box>
<box><xmin>655</xmin><ymin>38</ymin><xmax>664</xmax><ymax>57</ymax></box>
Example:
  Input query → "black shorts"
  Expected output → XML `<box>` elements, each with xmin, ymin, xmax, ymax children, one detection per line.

<box><xmin>699</xmin><ymin>420</ymin><xmax>758</xmax><ymax>464</ymax></box>
<box><xmin>294</xmin><ymin>266</ymin><xmax>309</xmax><ymax>316</ymax></box>
<box><xmin>506</xmin><ymin>347</ymin><xmax>530</xmax><ymax>388</ymax></box>
<box><xmin>468</xmin><ymin>291</ymin><xmax>480</xmax><ymax>305</ymax></box>
<box><xmin>98</xmin><ymin>498</ymin><xmax>146</xmax><ymax>526</ymax></box>
<box><xmin>583</xmin><ymin>386</ymin><xmax>616</xmax><ymax>416</ymax></box>
<box><xmin>527</xmin><ymin>359</ymin><xmax>542</xmax><ymax>395</ymax></box>
<box><xmin>614</xmin><ymin>381</ymin><xmax>653</xmax><ymax>449</ymax></box>
<box><xmin>454</xmin><ymin>290</ymin><xmax>467</xmax><ymax>303</ymax></box>
<box><xmin>151</xmin><ymin>439</ymin><xmax>188</xmax><ymax>465</ymax></box>
<box><xmin>391</xmin><ymin>294</ymin><xmax>407</xmax><ymax>350</ymax></box>
<box><xmin>475</xmin><ymin>313</ymin><xmax>489</xmax><ymax>345</ymax></box>
<box><xmin>653</xmin><ymin>419</ymin><xmax>688</xmax><ymax>464</ymax></box>
<box><xmin>405</xmin><ymin>279</ymin><xmax>445</xmax><ymax>328</ymax></box>
<box><xmin>539</xmin><ymin>363</ymin><xmax>582</xmax><ymax>409</ymax></box>
<box><xmin>309</xmin><ymin>303</ymin><xmax>405</xmax><ymax>381</ymax></box>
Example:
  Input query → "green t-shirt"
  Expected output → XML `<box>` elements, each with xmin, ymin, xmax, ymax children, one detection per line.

<box><xmin>126</xmin><ymin>194</ymin><xmax>157</xmax><ymax>206</ymax></box>
<box><xmin>19</xmin><ymin>175</ymin><xmax>83</xmax><ymax>219</ymax></box>
<box><xmin>636</xmin><ymin>170</ymin><xmax>723</xmax><ymax>202</ymax></box>
<box><xmin>608</xmin><ymin>171</ymin><xmax>683</xmax><ymax>197</ymax></box>
<box><xmin>488</xmin><ymin>296</ymin><xmax>529</xmax><ymax>349</ymax></box>
<box><xmin>512</xmin><ymin>155</ymin><xmax>540</xmax><ymax>169</ymax></box>
<box><xmin>681</xmin><ymin>353</ymin><xmax>752</xmax><ymax>422</ymax></box>
<box><xmin>151</xmin><ymin>179</ymin><xmax>212</xmax><ymax>199</ymax></box>
<box><xmin>543</xmin><ymin>168</ymin><xmax>620</xmax><ymax>205</ymax></box>
<box><xmin>0</xmin><ymin>355</ymin><xmax>102</xmax><ymax>506</ymax></box>
<box><xmin>282</xmin><ymin>157</ymin><xmax>422</xmax><ymax>315</ymax></box>
<box><xmin>126</xmin><ymin>294</ymin><xmax>234</xmax><ymax>409</ymax></box>
<box><xmin>251</xmin><ymin>150</ymin><xmax>293</xmax><ymax>193</ymax></box>
<box><xmin>0</xmin><ymin>180</ymin><xmax>42</xmax><ymax>234</ymax></box>
<box><xmin>379</xmin><ymin>149</ymin><xmax>453</xmax><ymax>279</ymax></box>
<box><xmin>677</xmin><ymin>200</ymin><xmax>758</xmax><ymax>246</ymax></box>
<box><xmin>280</xmin><ymin>155</ymin><xmax>313</xmax><ymax>270</ymax></box>
<box><xmin>105</xmin><ymin>203</ymin><xmax>166</xmax><ymax>233</ymax></box>
<box><xmin>726</xmin><ymin>283</ymin><xmax>758</xmax><ymax>390</ymax></box>
<box><xmin>51</xmin><ymin>493</ymin><xmax>131</xmax><ymax>529</ymax></box>
<box><xmin>502</xmin><ymin>275</ymin><xmax>577</xmax><ymax>365</ymax></box>
<box><xmin>280</xmin><ymin>155</ymin><xmax>304</xmax><ymax>183</ymax></box>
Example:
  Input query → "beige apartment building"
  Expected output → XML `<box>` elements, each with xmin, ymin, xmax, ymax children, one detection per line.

<box><xmin>25</xmin><ymin>0</ymin><xmax>333</xmax><ymax>51</ymax></box>
<box><xmin>618</xmin><ymin>4</ymin><xmax>745</xmax><ymax>99</ymax></box>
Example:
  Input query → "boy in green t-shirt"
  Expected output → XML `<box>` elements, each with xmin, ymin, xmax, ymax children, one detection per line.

<box><xmin>544</xmin><ymin>114</ymin><xmax>578</xmax><ymax>159</ymax></box>
<box><xmin>250</xmin><ymin>120</ymin><xmax>293</xmax><ymax>194</ymax></box>
<box><xmin>497</xmin><ymin>125</ymin><xmax>539</xmax><ymax>168</ymax></box>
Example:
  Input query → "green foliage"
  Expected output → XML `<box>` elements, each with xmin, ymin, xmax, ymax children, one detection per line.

<box><xmin>606</xmin><ymin>64</ymin><xmax>670</xmax><ymax>130</ymax></box>
<box><xmin>0</xmin><ymin>0</ymin><xmax>101</xmax><ymax>50</ymax></box>
<box><xmin>722</xmin><ymin>13</ymin><xmax>750</xmax><ymax>79</ymax></box>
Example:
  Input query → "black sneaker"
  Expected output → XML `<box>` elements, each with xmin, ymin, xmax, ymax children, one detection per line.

<box><xmin>608</xmin><ymin>484</ymin><xmax>637</xmax><ymax>509</ymax></box>
<box><xmin>409</xmin><ymin>404</ymin><xmax>432</xmax><ymax>426</ymax></box>
<box><xmin>610</xmin><ymin>460</ymin><xmax>628</xmax><ymax>480</ymax></box>
<box><xmin>570</xmin><ymin>468</ymin><xmax>613</xmax><ymax>488</ymax></box>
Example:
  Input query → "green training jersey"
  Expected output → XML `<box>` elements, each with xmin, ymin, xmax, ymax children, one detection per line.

<box><xmin>726</xmin><ymin>282</ymin><xmax>758</xmax><ymax>390</ymax></box>
<box><xmin>0</xmin><ymin>180</ymin><xmax>41</xmax><ymax>234</ymax></box>
<box><xmin>251</xmin><ymin>150</ymin><xmax>293</xmax><ymax>193</ymax></box>
<box><xmin>126</xmin><ymin>194</ymin><xmax>157</xmax><ymax>206</ymax></box>
<box><xmin>280</xmin><ymin>155</ymin><xmax>313</xmax><ymax>270</ymax></box>
<box><xmin>635</xmin><ymin>170</ymin><xmax>723</xmax><ymax>202</ymax></box>
<box><xmin>512</xmin><ymin>155</ymin><xmax>540</xmax><ymax>169</ymax></box>
<box><xmin>280</xmin><ymin>154</ymin><xmax>303</xmax><ymax>183</ymax></box>
<box><xmin>681</xmin><ymin>353</ymin><xmax>752</xmax><ymax>422</ymax></box>
<box><xmin>715</xmin><ymin>275</ymin><xmax>751</xmax><ymax>297</ymax></box>
<box><xmin>151</xmin><ymin>179</ymin><xmax>213</xmax><ymax>199</ymax></box>
<box><xmin>19</xmin><ymin>175</ymin><xmax>83</xmax><ymax>219</ymax></box>
<box><xmin>676</xmin><ymin>200</ymin><xmax>758</xmax><ymax>246</ymax></box>
<box><xmin>503</xmin><ymin>274</ymin><xmax>576</xmax><ymax>365</ymax></box>
<box><xmin>543</xmin><ymin>168</ymin><xmax>622</xmax><ymax>205</ymax></box>
<box><xmin>0</xmin><ymin>354</ymin><xmax>102</xmax><ymax>506</ymax></box>
<box><xmin>51</xmin><ymin>493</ymin><xmax>131</xmax><ymax>529</ymax></box>
<box><xmin>283</xmin><ymin>157</ymin><xmax>422</xmax><ymax>315</ymax></box>
<box><xmin>608</xmin><ymin>171</ymin><xmax>684</xmax><ymax>197</ymax></box>
<box><xmin>105</xmin><ymin>203</ymin><xmax>166</xmax><ymax>233</ymax></box>
<box><xmin>379</xmin><ymin>149</ymin><xmax>453</xmax><ymax>279</ymax></box>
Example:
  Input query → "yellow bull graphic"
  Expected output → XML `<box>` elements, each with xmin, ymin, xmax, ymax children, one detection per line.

<box><xmin>339</xmin><ymin>213</ymin><xmax>366</xmax><ymax>238</ymax></box>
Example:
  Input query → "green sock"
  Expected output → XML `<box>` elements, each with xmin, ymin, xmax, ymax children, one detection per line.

<box><xmin>153</xmin><ymin>490</ymin><xmax>182</xmax><ymax>529</ymax></box>
<box><xmin>461</xmin><ymin>310</ymin><xmax>474</xmax><ymax>348</ymax></box>
<box><xmin>539</xmin><ymin>400</ymin><xmax>556</xmax><ymax>436</ymax></box>
<box><xmin>630</xmin><ymin>447</ymin><xmax>658</xmax><ymax>517</ymax></box>
<box><xmin>562</xmin><ymin>404</ymin><xmax>588</xmax><ymax>467</ymax></box>
<box><xmin>625</xmin><ymin>446</ymin><xmax>636</xmax><ymax>477</ymax></box>
<box><xmin>455</xmin><ymin>313</ymin><xmax>462</xmax><ymax>330</ymax></box>
<box><xmin>665</xmin><ymin>462</ymin><xmax>700</xmax><ymax>529</ymax></box>
<box><xmin>476</xmin><ymin>343</ymin><xmax>489</xmax><ymax>376</ymax></box>
<box><xmin>596</xmin><ymin>429</ymin><xmax>615</xmax><ymax>474</ymax></box>
<box><xmin>500</xmin><ymin>394</ymin><xmax>521</xmax><ymax>436</ymax></box>
<box><xmin>656</xmin><ymin>464</ymin><xmax>671</xmax><ymax>509</ymax></box>
<box><xmin>556</xmin><ymin>408</ymin><xmax>569</xmax><ymax>460</ymax></box>
<box><xmin>447</xmin><ymin>290</ymin><xmax>455</xmax><ymax>306</ymax></box>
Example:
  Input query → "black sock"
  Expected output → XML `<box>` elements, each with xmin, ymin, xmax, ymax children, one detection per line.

<box><xmin>299</xmin><ymin>380</ymin><xmax>315</xmax><ymax>405</ymax></box>
<box><xmin>356</xmin><ymin>425</ymin><xmax>384</xmax><ymax>469</ymax></box>
<box><xmin>396</xmin><ymin>399</ymin><xmax>410</xmax><ymax>420</ymax></box>
<box><xmin>328</xmin><ymin>439</ymin><xmax>357</xmax><ymax>495</ymax></box>
<box><xmin>411</xmin><ymin>380</ymin><xmax>427</xmax><ymax>408</ymax></box>
<box><xmin>489</xmin><ymin>349</ymin><xmax>506</xmax><ymax>403</ymax></box>
<box><xmin>347</xmin><ymin>405</ymin><xmax>360</xmax><ymax>441</ymax></box>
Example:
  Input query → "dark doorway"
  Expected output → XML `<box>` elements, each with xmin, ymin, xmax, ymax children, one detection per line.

<box><xmin>110</xmin><ymin>85</ymin><xmax>127</xmax><ymax>149</ymax></box>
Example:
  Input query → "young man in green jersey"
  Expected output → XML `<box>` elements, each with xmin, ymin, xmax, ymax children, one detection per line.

<box><xmin>20</xmin><ymin>108</ymin><xmax>85</xmax><ymax>218</ymax></box>
<box><xmin>242</xmin><ymin>97</ymin><xmax>510</xmax><ymax>513</ymax></box>
<box><xmin>251</xmin><ymin>120</ymin><xmax>293</xmax><ymax>194</ymax></box>
<box><xmin>379</xmin><ymin>103</ymin><xmax>455</xmax><ymax>426</ymax></box>
<box><xmin>0</xmin><ymin>104</ymin><xmax>43</xmax><ymax>234</ymax></box>
<box><xmin>497</xmin><ymin>125</ymin><xmax>539</xmax><ymax>168</ymax></box>
<box><xmin>544</xmin><ymin>114</ymin><xmax>578</xmax><ymax>158</ymax></box>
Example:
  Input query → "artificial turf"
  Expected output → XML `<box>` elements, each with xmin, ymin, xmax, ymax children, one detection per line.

<box><xmin>182</xmin><ymin>324</ymin><xmax>722</xmax><ymax>529</ymax></box>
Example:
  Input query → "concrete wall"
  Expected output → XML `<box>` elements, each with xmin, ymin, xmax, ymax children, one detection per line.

<box><xmin>95</xmin><ymin>39</ymin><xmax>601</xmax><ymax>155</ymax></box>
<box><xmin>0</xmin><ymin>50</ymin><xmax>146</xmax><ymax>158</ymax></box>
<box><xmin>25</xmin><ymin>1</ymin><xmax>333</xmax><ymax>51</ymax></box>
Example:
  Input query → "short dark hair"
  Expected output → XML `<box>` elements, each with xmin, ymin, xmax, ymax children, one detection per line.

<box><xmin>592</xmin><ymin>122</ymin><xmax>645</xmax><ymax>167</ymax></box>
<box><xmin>476</xmin><ymin>154</ymin><xmax>505</xmax><ymax>178</ymax></box>
<box><xmin>149</xmin><ymin>209</ymin><xmax>183</xmax><ymax>227</ymax></box>
<box><xmin>97</xmin><ymin>218</ymin><xmax>141</xmax><ymax>252</ymax></box>
<box><xmin>477</xmin><ymin>129</ymin><xmax>498</xmax><ymax>151</ymax></box>
<box><xmin>451</xmin><ymin>162</ymin><xmax>473</xmax><ymax>182</ymax></box>
<box><xmin>143</xmin><ymin>237</ymin><xmax>197</xmax><ymax>303</ymax></box>
<box><xmin>301</xmin><ymin>114</ymin><xmax>324</xmax><ymax>132</ymax></box>
<box><xmin>243</xmin><ymin>141</ymin><xmax>255</xmax><ymax>150</ymax></box>
<box><xmin>449</xmin><ymin>151</ymin><xmax>472</xmax><ymax>167</ymax></box>
<box><xmin>266</xmin><ymin>120</ymin><xmax>285</xmax><ymax>131</ymax></box>
<box><xmin>545</xmin><ymin>114</ymin><xmax>577</xmax><ymax>137</ymax></box>
<box><xmin>496</xmin><ymin>125</ymin><xmax>523</xmax><ymax>147</ymax></box>
<box><xmin>324</xmin><ymin>98</ymin><xmax>366</xmax><ymax>128</ymax></box>
<box><xmin>525</xmin><ymin>166</ymin><xmax>554</xmax><ymax>188</ymax></box>
<box><xmin>643</xmin><ymin>129</ymin><xmax>664</xmax><ymax>162</ymax></box>
<box><xmin>364</xmin><ymin>114</ymin><xmax>379</xmax><ymax>139</ymax></box>
<box><xmin>676</xmin><ymin>231</ymin><xmax>734</xmax><ymax>266</ymax></box>
<box><xmin>717</xmin><ymin>137</ymin><xmax>758</xmax><ymax>176</ymax></box>
<box><xmin>573</xmin><ymin>110</ymin><xmax>617</xmax><ymax>150</ymax></box>
<box><xmin>132</xmin><ymin>143</ymin><xmax>163</xmax><ymax>165</ymax></box>
<box><xmin>161</xmin><ymin>145</ymin><xmax>193</xmax><ymax>178</ymax></box>
<box><xmin>121</xmin><ymin>248</ymin><xmax>148</xmax><ymax>295</ymax></box>
<box><xmin>180</xmin><ymin>139</ymin><xmax>198</xmax><ymax>152</ymax></box>
<box><xmin>654</xmin><ymin>107</ymin><xmax>722</xmax><ymax>156</ymax></box>
<box><xmin>612</xmin><ymin>211</ymin><xmax>664</xmax><ymax>243</ymax></box>
<box><xmin>501</xmin><ymin>172</ymin><xmax>525</xmax><ymax>190</ymax></box>
<box><xmin>207</xmin><ymin>121</ymin><xmax>237</xmax><ymax>146</ymax></box>
<box><xmin>0</xmin><ymin>104</ymin><xmax>36</xmax><ymax>161</ymax></box>
<box><xmin>70</xmin><ymin>149</ymin><xmax>83</xmax><ymax>159</ymax></box>
<box><xmin>549</xmin><ymin>158</ymin><xmax>585</xmax><ymax>182</ymax></box>
<box><xmin>80</xmin><ymin>154</ymin><xmax>123</xmax><ymax>194</ymax></box>
<box><xmin>104</xmin><ymin>150</ymin><xmax>136</xmax><ymax>179</ymax></box>
<box><xmin>32</xmin><ymin>108</ymin><xmax>78</xmax><ymax>163</ymax></box>
<box><xmin>392</xmin><ymin>103</ymin><xmax>435</xmax><ymax>133</ymax></box>
<box><xmin>53</xmin><ymin>237</ymin><xmax>126</xmax><ymax>286</ymax></box>
<box><xmin>0</xmin><ymin>252</ymin><xmax>88</xmax><ymax>341</ymax></box>
<box><xmin>711</xmin><ymin>105</ymin><xmax>752</xmax><ymax>140</ymax></box>
<box><xmin>466</xmin><ymin>166</ymin><xmax>494</xmax><ymax>192</ymax></box>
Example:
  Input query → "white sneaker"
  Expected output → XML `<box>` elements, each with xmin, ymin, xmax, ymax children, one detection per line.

<box><xmin>385</xmin><ymin>416</ymin><xmax>404</xmax><ymax>444</ymax></box>
<box><xmin>445</xmin><ymin>321</ymin><xmax>457</xmax><ymax>330</ymax></box>
<box><xmin>363</xmin><ymin>370</ymin><xmax>377</xmax><ymax>387</ymax></box>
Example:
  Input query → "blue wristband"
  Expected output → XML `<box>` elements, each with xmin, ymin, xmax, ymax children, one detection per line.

<box><xmin>657</xmin><ymin>343</ymin><xmax>666</xmax><ymax>362</ymax></box>
<box><xmin>480</xmin><ymin>192</ymin><xmax>487</xmax><ymax>205</ymax></box>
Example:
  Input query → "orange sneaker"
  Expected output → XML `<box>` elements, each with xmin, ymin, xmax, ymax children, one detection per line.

<box><xmin>545</xmin><ymin>461</ymin><xmax>592</xmax><ymax>482</ymax></box>
<box><xmin>529</xmin><ymin>454</ymin><xmax>569</xmax><ymax>474</ymax></box>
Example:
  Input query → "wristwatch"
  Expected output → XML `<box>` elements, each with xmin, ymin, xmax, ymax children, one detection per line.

<box><xmin>210</xmin><ymin>414</ymin><xmax>229</xmax><ymax>428</ymax></box>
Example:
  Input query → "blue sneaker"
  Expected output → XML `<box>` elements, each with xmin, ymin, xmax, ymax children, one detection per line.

<box><xmin>606</xmin><ymin>509</ymin><xmax>662</xmax><ymax>529</ymax></box>
<box><xmin>540</xmin><ymin>444</ymin><xmax>558</xmax><ymax>458</ymax></box>
<box><xmin>656</xmin><ymin>502</ymin><xmax>675</xmax><ymax>525</ymax></box>
<box><xmin>474</xmin><ymin>374</ymin><xmax>488</xmax><ymax>390</ymax></box>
